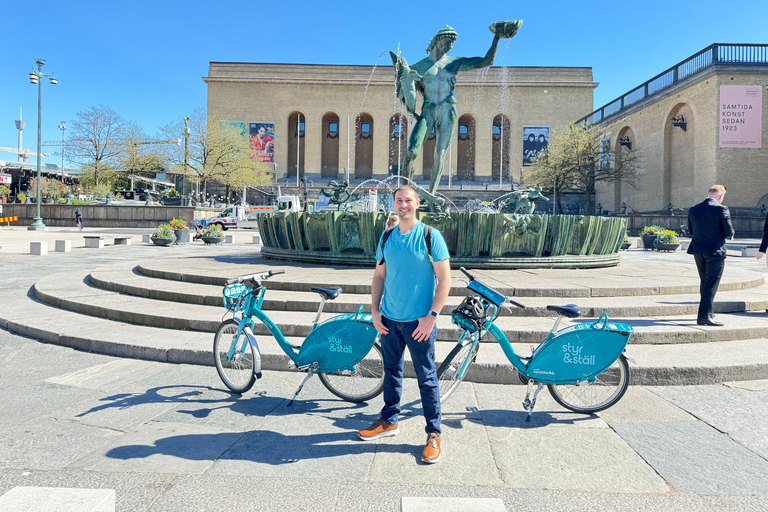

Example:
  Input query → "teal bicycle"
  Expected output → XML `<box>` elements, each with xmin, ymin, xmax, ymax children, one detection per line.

<box><xmin>213</xmin><ymin>270</ymin><xmax>385</xmax><ymax>403</ymax></box>
<box><xmin>438</xmin><ymin>268</ymin><xmax>633</xmax><ymax>419</ymax></box>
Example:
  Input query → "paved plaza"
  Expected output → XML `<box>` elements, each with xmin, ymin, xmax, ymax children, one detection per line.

<box><xmin>0</xmin><ymin>226</ymin><xmax>767</xmax><ymax>511</ymax></box>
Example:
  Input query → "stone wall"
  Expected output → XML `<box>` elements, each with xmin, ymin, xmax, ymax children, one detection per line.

<box><xmin>598</xmin><ymin>67</ymin><xmax>768</xmax><ymax>211</ymax></box>
<box><xmin>1</xmin><ymin>205</ymin><xmax>220</xmax><ymax>228</ymax></box>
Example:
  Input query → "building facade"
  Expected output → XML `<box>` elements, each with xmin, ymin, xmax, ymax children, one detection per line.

<box><xmin>205</xmin><ymin>62</ymin><xmax>596</xmax><ymax>185</ymax></box>
<box><xmin>588</xmin><ymin>44</ymin><xmax>768</xmax><ymax>212</ymax></box>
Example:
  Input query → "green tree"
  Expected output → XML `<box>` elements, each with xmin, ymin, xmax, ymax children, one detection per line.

<box><xmin>117</xmin><ymin>122</ymin><xmax>170</xmax><ymax>188</ymax></box>
<box><xmin>527</xmin><ymin>123</ymin><xmax>641</xmax><ymax>214</ymax></box>
<box><xmin>159</xmin><ymin>108</ymin><xmax>272</xmax><ymax>200</ymax></box>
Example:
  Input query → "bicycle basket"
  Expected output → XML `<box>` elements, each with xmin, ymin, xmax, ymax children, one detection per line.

<box><xmin>222</xmin><ymin>283</ymin><xmax>250</xmax><ymax>312</ymax></box>
<box><xmin>451</xmin><ymin>296</ymin><xmax>486</xmax><ymax>333</ymax></box>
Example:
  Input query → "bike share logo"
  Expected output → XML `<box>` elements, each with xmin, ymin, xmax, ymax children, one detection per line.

<box><xmin>224</xmin><ymin>284</ymin><xmax>246</xmax><ymax>297</ymax></box>
<box><xmin>328</xmin><ymin>334</ymin><xmax>352</xmax><ymax>354</ymax></box>
<box><xmin>562</xmin><ymin>342</ymin><xmax>595</xmax><ymax>365</ymax></box>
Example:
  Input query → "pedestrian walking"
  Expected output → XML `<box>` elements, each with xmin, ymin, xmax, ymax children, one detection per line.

<box><xmin>75</xmin><ymin>208</ymin><xmax>83</xmax><ymax>230</ymax></box>
<box><xmin>358</xmin><ymin>185</ymin><xmax>451</xmax><ymax>464</ymax></box>
<box><xmin>755</xmin><ymin>214</ymin><xmax>768</xmax><ymax>313</ymax></box>
<box><xmin>687</xmin><ymin>185</ymin><xmax>735</xmax><ymax>326</ymax></box>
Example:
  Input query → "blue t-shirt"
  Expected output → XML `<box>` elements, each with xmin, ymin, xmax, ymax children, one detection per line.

<box><xmin>375</xmin><ymin>222</ymin><xmax>450</xmax><ymax>322</ymax></box>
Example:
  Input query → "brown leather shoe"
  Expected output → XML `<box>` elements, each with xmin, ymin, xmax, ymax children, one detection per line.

<box><xmin>358</xmin><ymin>419</ymin><xmax>399</xmax><ymax>441</ymax></box>
<box><xmin>422</xmin><ymin>433</ymin><xmax>441</xmax><ymax>464</ymax></box>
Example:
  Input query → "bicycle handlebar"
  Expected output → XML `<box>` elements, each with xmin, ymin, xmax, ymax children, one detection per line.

<box><xmin>225</xmin><ymin>270</ymin><xmax>285</xmax><ymax>286</ymax></box>
<box><xmin>459</xmin><ymin>266</ymin><xmax>525</xmax><ymax>309</ymax></box>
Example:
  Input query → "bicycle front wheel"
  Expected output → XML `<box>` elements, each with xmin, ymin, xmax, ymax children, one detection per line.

<box><xmin>547</xmin><ymin>354</ymin><xmax>630</xmax><ymax>414</ymax></box>
<box><xmin>319</xmin><ymin>342</ymin><xmax>384</xmax><ymax>402</ymax></box>
<box><xmin>437</xmin><ymin>334</ymin><xmax>478</xmax><ymax>404</ymax></box>
<box><xmin>213</xmin><ymin>320</ymin><xmax>257</xmax><ymax>394</ymax></box>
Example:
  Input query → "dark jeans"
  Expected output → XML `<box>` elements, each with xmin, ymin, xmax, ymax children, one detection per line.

<box><xmin>379</xmin><ymin>316</ymin><xmax>441</xmax><ymax>435</ymax></box>
<box><xmin>693</xmin><ymin>253</ymin><xmax>725</xmax><ymax>320</ymax></box>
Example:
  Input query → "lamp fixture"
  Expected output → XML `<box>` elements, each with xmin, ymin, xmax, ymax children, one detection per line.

<box><xmin>671</xmin><ymin>115</ymin><xmax>686</xmax><ymax>131</ymax></box>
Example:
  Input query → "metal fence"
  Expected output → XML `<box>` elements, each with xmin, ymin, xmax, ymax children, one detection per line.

<box><xmin>577</xmin><ymin>43</ymin><xmax>768</xmax><ymax>126</ymax></box>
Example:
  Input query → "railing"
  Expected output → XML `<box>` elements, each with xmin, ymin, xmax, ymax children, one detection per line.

<box><xmin>577</xmin><ymin>43</ymin><xmax>768</xmax><ymax>126</ymax></box>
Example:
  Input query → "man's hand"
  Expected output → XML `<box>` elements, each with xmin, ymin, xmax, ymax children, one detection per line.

<box><xmin>758</xmin><ymin>251</ymin><xmax>765</xmax><ymax>261</ymax></box>
<box><xmin>372</xmin><ymin>310</ymin><xmax>388</xmax><ymax>335</ymax></box>
<box><xmin>413</xmin><ymin>314</ymin><xmax>437</xmax><ymax>342</ymax></box>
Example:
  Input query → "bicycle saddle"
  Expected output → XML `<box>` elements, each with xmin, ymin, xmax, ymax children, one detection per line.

<box><xmin>311</xmin><ymin>286</ymin><xmax>342</xmax><ymax>300</ymax></box>
<box><xmin>547</xmin><ymin>304</ymin><xmax>581</xmax><ymax>318</ymax></box>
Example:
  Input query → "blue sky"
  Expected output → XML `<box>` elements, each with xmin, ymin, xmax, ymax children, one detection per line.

<box><xmin>2</xmin><ymin>0</ymin><xmax>767</xmax><ymax>167</ymax></box>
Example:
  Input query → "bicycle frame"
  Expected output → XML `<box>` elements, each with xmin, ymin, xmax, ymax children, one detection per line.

<box><xmin>225</xmin><ymin>283</ymin><xmax>379</xmax><ymax>373</ymax></box>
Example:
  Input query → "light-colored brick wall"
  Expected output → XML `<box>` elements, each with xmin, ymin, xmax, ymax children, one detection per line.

<box><xmin>206</xmin><ymin>63</ymin><xmax>595</xmax><ymax>183</ymax></box>
<box><xmin>599</xmin><ymin>68</ymin><xmax>768</xmax><ymax>211</ymax></box>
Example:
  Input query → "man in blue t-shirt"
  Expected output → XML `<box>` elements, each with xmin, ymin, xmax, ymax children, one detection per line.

<box><xmin>358</xmin><ymin>185</ymin><xmax>451</xmax><ymax>464</ymax></box>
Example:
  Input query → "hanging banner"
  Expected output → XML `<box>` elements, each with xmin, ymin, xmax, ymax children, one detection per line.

<box><xmin>249</xmin><ymin>122</ymin><xmax>275</xmax><ymax>163</ymax></box>
<box><xmin>523</xmin><ymin>126</ymin><xmax>549</xmax><ymax>166</ymax></box>
<box><xmin>719</xmin><ymin>85</ymin><xmax>762</xmax><ymax>148</ymax></box>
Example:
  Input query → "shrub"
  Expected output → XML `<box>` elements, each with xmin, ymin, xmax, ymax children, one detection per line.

<box><xmin>202</xmin><ymin>224</ymin><xmax>223</xmax><ymax>237</ymax></box>
<box><xmin>17</xmin><ymin>192</ymin><xmax>27</xmax><ymax>202</ymax></box>
<box><xmin>152</xmin><ymin>224</ymin><xmax>175</xmax><ymax>238</ymax></box>
<box><xmin>640</xmin><ymin>225</ymin><xmax>664</xmax><ymax>236</ymax></box>
<box><xmin>654</xmin><ymin>230</ymin><xmax>679</xmax><ymax>244</ymax></box>
<box><xmin>169</xmin><ymin>217</ymin><xmax>188</xmax><ymax>230</ymax></box>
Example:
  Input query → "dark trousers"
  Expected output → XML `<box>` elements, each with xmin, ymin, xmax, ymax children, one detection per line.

<box><xmin>693</xmin><ymin>253</ymin><xmax>725</xmax><ymax>320</ymax></box>
<box><xmin>379</xmin><ymin>316</ymin><xmax>441</xmax><ymax>435</ymax></box>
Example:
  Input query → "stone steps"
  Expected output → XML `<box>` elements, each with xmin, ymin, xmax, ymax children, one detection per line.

<box><xmin>89</xmin><ymin>266</ymin><xmax>768</xmax><ymax>318</ymax></box>
<box><xmin>4</xmin><ymin>289</ymin><xmax>768</xmax><ymax>386</ymax></box>
<box><xmin>33</xmin><ymin>269</ymin><xmax>768</xmax><ymax>345</ymax></box>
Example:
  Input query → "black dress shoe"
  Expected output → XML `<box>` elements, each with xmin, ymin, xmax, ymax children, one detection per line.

<box><xmin>697</xmin><ymin>318</ymin><xmax>724</xmax><ymax>326</ymax></box>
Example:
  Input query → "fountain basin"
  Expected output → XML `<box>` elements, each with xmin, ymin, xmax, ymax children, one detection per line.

<box><xmin>257</xmin><ymin>212</ymin><xmax>627</xmax><ymax>269</ymax></box>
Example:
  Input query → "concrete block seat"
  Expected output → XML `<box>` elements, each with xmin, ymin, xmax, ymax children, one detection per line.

<box><xmin>55</xmin><ymin>240</ymin><xmax>72</xmax><ymax>252</ymax></box>
<box><xmin>726</xmin><ymin>242</ymin><xmax>761</xmax><ymax>257</ymax></box>
<box><xmin>30</xmin><ymin>241</ymin><xmax>48</xmax><ymax>255</ymax></box>
<box><xmin>83</xmin><ymin>236</ymin><xmax>105</xmax><ymax>249</ymax></box>
<box><xmin>113</xmin><ymin>237</ymin><xmax>132</xmax><ymax>245</ymax></box>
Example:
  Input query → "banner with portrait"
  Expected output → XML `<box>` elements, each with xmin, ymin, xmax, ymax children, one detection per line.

<box><xmin>249</xmin><ymin>122</ymin><xmax>275</xmax><ymax>163</ymax></box>
<box><xmin>522</xmin><ymin>126</ymin><xmax>549</xmax><ymax>166</ymax></box>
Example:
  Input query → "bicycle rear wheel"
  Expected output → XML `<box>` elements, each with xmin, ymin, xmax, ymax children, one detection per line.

<box><xmin>319</xmin><ymin>342</ymin><xmax>384</xmax><ymax>402</ymax></box>
<box><xmin>213</xmin><ymin>320</ymin><xmax>257</xmax><ymax>394</ymax></box>
<box><xmin>547</xmin><ymin>354</ymin><xmax>630</xmax><ymax>413</ymax></box>
<box><xmin>437</xmin><ymin>333</ymin><xmax>478</xmax><ymax>404</ymax></box>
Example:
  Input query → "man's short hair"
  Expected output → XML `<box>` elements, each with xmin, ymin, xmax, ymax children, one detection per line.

<box><xmin>394</xmin><ymin>185</ymin><xmax>420</xmax><ymax>201</ymax></box>
<box><xmin>708</xmin><ymin>185</ymin><xmax>726</xmax><ymax>196</ymax></box>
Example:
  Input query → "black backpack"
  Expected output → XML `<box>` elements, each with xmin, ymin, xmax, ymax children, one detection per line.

<box><xmin>377</xmin><ymin>225</ymin><xmax>432</xmax><ymax>265</ymax></box>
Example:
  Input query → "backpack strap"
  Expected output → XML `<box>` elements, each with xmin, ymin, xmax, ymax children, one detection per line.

<box><xmin>378</xmin><ymin>224</ymin><xmax>433</xmax><ymax>265</ymax></box>
<box><xmin>377</xmin><ymin>227</ymin><xmax>395</xmax><ymax>265</ymax></box>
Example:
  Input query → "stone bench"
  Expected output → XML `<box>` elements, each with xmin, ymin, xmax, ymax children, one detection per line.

<box><xmin>84</xmin><ymin>236</ymin><xmax>105</xmax><ymax>249</ymax></box>
<box><xmin>114</xmin><ymin>237</ymin><xmax>132</xmax><ymax>245</ymax></box>
<box><xmin>726</xmin><ymin>243</ymin><xmax>760</xmax><ymax>257</ymax></box>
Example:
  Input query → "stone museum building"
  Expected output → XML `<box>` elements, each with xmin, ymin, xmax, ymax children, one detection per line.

<box><xmin>205</xmin><ymin>43</ymin><xmax>767</xmax><ymax>211</ymax></box>
<box><xmin>204</xmin><ymin>62</ymin><xmax>596</xmax><ymax>185</ymax></box>
<box><xmin>589</xmin><ymin>43</ymin><xmax>768</xmax><ymax>212</ymax></box>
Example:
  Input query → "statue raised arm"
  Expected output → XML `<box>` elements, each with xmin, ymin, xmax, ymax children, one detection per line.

<box><xmin>391</xmin><ymin>21</ymin><xmax>522</xmax><ymax>212</ymax></box>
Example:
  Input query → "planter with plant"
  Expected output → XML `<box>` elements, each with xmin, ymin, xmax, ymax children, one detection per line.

<box><xmin>621</xmin><ymin>235</ymin><xmax>632</xmax><ymax>250</ymax></box>
<box><xmin>640</xmin><ymin>225</ymin><xmax>664</xmax><ymax>250</ymax></box>
<box><xmin>170</xmin><ymin>217</ymin><xmax>190</xmax><ymax>244</ymax></box>
<box><xmin>151</xmin><ymin>223</ymin><xmax>176</xmax><ymax>246</ymax></box>
<box><xmin>653</xmin><ymin>231</ymin><xmax>680</xmax><ymax>252</ymax></box>
<box><xmin>201</xmin><ymin>223</ymin><xmax>225</xmax><ymax>244</ymax></box>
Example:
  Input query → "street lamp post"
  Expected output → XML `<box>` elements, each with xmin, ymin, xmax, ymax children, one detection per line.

<box><xmin>28</xmin><ymin>59</ymin><xmax>57</xmax><ymax>230</ymax></box>
<box><xmin>58</xmin><ymin>121</ymin><xmax>66</xmax><ymax>178</ymax></box>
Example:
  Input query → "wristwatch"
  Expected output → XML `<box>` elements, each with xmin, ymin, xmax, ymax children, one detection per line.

<box><xmin>429</xmin><ymin>310</ymin><xmax>438</xmax><ymax>318</ymax></box>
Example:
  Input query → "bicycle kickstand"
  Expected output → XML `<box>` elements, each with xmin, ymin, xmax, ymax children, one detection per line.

<box><xmin>287</xmin><ymin>362</ymin><xmax>319</xmax><ymax>407</ymax></box>
<box><xmin>522</xmin><ymin>381</ymin><xmax>545</xmax><ymax>422</ymax></box>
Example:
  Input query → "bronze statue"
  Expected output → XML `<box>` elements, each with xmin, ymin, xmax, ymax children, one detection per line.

<box><xmin>500</xmin><ymin>185</ymin><xmax>547</xmax><ymax>215</ymax></box>
<box><xmin>391</xmin><ymin>20</ymin><xmax>522</xmax><ymax>210</ymax></box>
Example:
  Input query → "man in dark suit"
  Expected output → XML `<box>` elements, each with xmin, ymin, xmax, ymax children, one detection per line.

<box><xmin>756</xmin><ymin>214</ymin><xmax>768</xmax><ymax>313</ymax></box>
<box><xmin>687</xmin><ymin>185</ymin><xmax>735</xmax><ymax>326</ymax></box>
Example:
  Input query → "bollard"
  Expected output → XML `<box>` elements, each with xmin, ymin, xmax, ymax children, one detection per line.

<box><xmin>225</xmin><ymin>234</ymin><xmax>235</xmax><ymax>244</ymax></box>
<box><xmin>142</xmin><ymin>234</ymin><xmax>151</xmax><ymax>243</ymax></box>
<box><xmin>55</xmin><ymin>240</ymin><xmax>72</xmax><ymax>252</ymax></box>
<box><xmin>30</xmin><ymin>241</ymin><xmax>48</xmax><ymax>255</ymax></box>
<box><xmin>252</xmin><ymin>234</ymin><xmax>261</xmax><ymax>245</ymax></box>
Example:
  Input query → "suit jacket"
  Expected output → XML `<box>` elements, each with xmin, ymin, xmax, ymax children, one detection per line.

<box><xmin>760</xmin><ymin>215</ymin><xmax>768</xmax><ymax>253</ymax></box>
<box><xmin>687</xmin><ymin>198</ymin><xmax>735</xmax><ymax>256</ymax></box>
